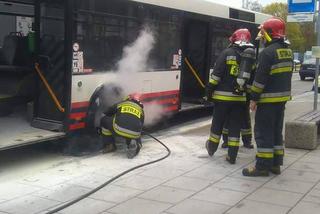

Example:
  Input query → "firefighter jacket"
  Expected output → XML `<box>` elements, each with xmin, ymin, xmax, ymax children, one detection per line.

<box><xmin>250</xmin><ymin>40</ymin><xmax>293</xmax><ymax>103</ymax></box>
<box><xmin>207</xmin><ymin>45</ymin><xmax>247</xmax><ymax>102</ymax></box>
<box><xmin>104</xmin><ymin>100</ymin><xmax>144</xmax><ymax>139</ymax></box>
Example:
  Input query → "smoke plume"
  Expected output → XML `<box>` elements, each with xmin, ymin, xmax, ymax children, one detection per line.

<box><xmin>100</xmin><ymin>27</ymin><xmax>166</xmax><ymax>126</ymax></box>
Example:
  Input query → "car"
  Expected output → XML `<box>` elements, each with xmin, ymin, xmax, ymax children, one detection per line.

<box><xmin>299</xmin><ymin>58</ymin><xmax>318</xmax><ymax>80</ymax></box>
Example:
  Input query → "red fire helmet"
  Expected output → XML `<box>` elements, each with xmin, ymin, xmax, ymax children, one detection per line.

<box><xmin>127</xmin><ymin>93</ymin><xmax>143</xmax><ymax>107</ymax></box>
<box><xmin>229</xmin><ymin>28</ymin><xmax>253</xmax><ymax>47</ymax></box>
<box><xmin>259</xmin><ymin>17</ymin><xmax>286</xmax><ymax>41</ymax></box>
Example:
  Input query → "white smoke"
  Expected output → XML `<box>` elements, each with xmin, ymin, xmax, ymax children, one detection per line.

<box><xmin>143</xmin><ymin>103</ymin><xmax>165</xmax><ymax>127</ymax></box>
<box><xmin>99</xmin><ymin>27</ymin><xmax>166</xmax><ymax>126</ymax></box>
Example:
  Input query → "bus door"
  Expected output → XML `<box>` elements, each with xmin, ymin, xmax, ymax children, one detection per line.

<box><xmin>32</xmin><ymin>0</ymin><xmax>69</xmax><ymax>132</ymax></box>
<box><xmin>182</xmin><ymin>19</ymin><xmax>209</xmax><ymax>104</ymax></box>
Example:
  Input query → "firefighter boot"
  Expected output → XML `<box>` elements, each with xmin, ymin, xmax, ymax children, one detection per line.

<box><xmin>243</xmin><ymin>142</ymin><xmax>254</xmax><ymax>149</ymax></box>
<box><xmin>226</xmin><ymin>147</ymin><xmax>238</xmax><ymax>164</ymax></box>
<box><xmin>242</xmin><ymin>136</ymin><xmax>254</xmax><ymax>149</ymax></box>
<box><xmin>206</xmin><ymin>140</ymin><xmax>218</xmax><ymax>156</ymax></box>
<box><xmin>126</xmin><ymin>139</ymin><xmax>141</xmax><ymax>159</ymax></box>
<box><xmin>226</xmin><ymin>155</ymin><xmax>236</xmax><ymax>164</ymax></box>
<box><xmin>242</xmin><ymin>166</ymin><xmax>269</xmax><ymax>177</ymax></box>
<box><xmin>269</xmin><ymin>166</ymin><xmax>281</xmax><ymax>175</ymax></box>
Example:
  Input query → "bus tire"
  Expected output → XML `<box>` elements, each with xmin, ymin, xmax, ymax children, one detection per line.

<box><xmin>86</xmin><ymin>85</ymin><xmax>104</xmax><ymax>135</ymax></box>
<box><xmin>86</xmin><ymin>83</ymin><xmax>123</xmax><ymax>134</ymax></box>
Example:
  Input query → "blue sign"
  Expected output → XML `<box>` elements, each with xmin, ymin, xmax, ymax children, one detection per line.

<box><xmin>288</xmin><ymin>0</ymin><xmax>316</xmax><ymax>13</ymax></box>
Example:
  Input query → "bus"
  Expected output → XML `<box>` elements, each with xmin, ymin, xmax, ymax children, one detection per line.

<box><xmin>0</xmin><ymin>0</ymin><xmax>270</xmax><ymax>150</ymax></box>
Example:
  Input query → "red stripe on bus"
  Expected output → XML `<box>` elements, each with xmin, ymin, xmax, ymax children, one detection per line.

<box><xmin>140</xmin><ymin>90</ymin><xmax>179</xmax><ymax>99</ymax></box>
<box><xmin>71</xmin><ymin>101</ymin><xmax>90</xmax><ymax>109</ymax></box>
<box><xmin>143</xmin><ymin>98</ymin><xmax>179</xmax><ymax>105</ymax></box>
<box><xmin>164</xmin><ymin>105</ymin><xmax>179</xmax><ymax>112</ymax></box>
<box><xmin>69</xmin><ymin>122</ymin><xmax>86</xmax><ymax>130</ymax></box>
<box><xmin>69</xmin><ymin>112</ymin><xmax>87</xmax><ymax>120</ymax></box>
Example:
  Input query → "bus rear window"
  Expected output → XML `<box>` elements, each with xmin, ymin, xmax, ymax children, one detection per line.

<box><xmin>229</xmin><ymin>8</ymin><xmax>255</xmax><ymax>23</ymax></box>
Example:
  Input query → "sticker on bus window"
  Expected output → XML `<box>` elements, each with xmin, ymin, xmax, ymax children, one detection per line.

<box><xmin>172</xmin><ymin>54</ymin><xmax>179</xmax><ymax>69</ymax></box>
<box><xmin>73</xmin><ymin>51</ymin><xmax>84</xmax><ymax>73</ymax></box>
<box><xmin>171</xmin><ymin>49</ymin><xmax>182</xmax><ymax>69</ymax></box>
<box><xmin>72</xmin><ymin>43</ymin><xmax>84</xmax><ymax>73</ymax></box>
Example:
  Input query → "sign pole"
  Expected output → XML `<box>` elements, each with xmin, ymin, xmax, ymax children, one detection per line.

<box><xmin>314</xmin><ymin>0</ymin><xmax>320</xmax><ymax>110</ymax></box>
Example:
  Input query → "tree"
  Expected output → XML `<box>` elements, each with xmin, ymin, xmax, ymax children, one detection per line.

<box><xmin>262</xmin><ymin>3</ymin><xmax>287</xmax><ymax>20</ymax></box>
<box><xmin>262</xmin><ymin>3</ymin><xmax>315</xmax><ymax>52</ymax></box>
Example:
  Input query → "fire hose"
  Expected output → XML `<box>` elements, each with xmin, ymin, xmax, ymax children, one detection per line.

<box><xmin>45</xmin><ymin>131</ymin><xmax>171</xmax><ymax>214</ymax></box>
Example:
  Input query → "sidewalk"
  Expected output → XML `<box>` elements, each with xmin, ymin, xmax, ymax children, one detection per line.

<box><xmin>0</xmin><ymin>94</ymin><xmax>320</xmax><ymax>214</ymax></box>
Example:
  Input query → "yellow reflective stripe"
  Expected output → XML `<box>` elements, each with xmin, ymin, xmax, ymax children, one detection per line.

<box><xmin>113</xmin><ymin>126</ymin><xmax>139</xmax><ymax>139</ymax></box>
<box><xmin>226</xmin><ymin>60</ymin><xmax>238</xmax><ymax>65</ymax></box>
<box><xmin>121</xmin><ymin>105</ymin><xmax>141</xmax><ymax>118</ymax></box>
<box><xmin>118</xmin><ymin>102</ymin><xmax>143</xmax><ymax>112</ymax></box>
<box><xmin>257</xmin><ymin>152</ymin><xmax>274</xmax><ymax>158</ymax></box>
<box><xmin>241</xmin><ymin>130</ymin><xmax>252</xmax><ymax>135</ymax></box>
<box><xmin>209</xmin><ymin>136</ymin><xmax>220</xmax><ymax>144</ymax></box>
<box><xmin>209</xmin><ymin>79</ymin><xmax>219</xmax><ymax>85</ymax></box>
<box><xmin>251</xmin><ymin>85</ymin><xmax>263</xmax><ymax>93</ymax></box>
<box><xmin>0</xmin><ymin>94</ymin><xmax>12</xmax><ymax>99</ymax></box>
<box><xmin>228</xmin><ymin>141</ymin><xmax>240</xmax><ymax>147</ymax></box>
<box><xmin>213</xmin><ymin>95</ymin><xmax>246</xmax><ymax>102</ymax></box>
<box><xmin>112</xmin><ymin>118</ymin><xmax>140</xmax><ymax>139</ymax></box>
<box><xmin>274</xmin><ymin>150</ymin><xmax>284</xmax><ymax>155</ymax></box>
<box><xmin>102</xmin><ymin>128</ymin><xmax>112</xmax><ymax>136</ymax></box>
<box><xmin>259</xmin><ymin>96</ymin><xmax>291</xmax><ymax>103</ymax></box>
<box><xmin>222</xmin><ymin>130</ymin><xmax>228</xmax><ymax>135</ymax></box>
<box><xmin>271</xmin><ymin>67</ymin><xmax>292</xmax><ymax>74</ymax></box>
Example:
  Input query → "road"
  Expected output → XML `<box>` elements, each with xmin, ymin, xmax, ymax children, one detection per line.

<box><xmin>291</xmin><ymin>72</ymin><xmax>313</xmax><ymax>96</ymax></box>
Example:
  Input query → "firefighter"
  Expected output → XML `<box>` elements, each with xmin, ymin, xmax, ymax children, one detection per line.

<box><xmin>221</xmin><ymin>59</ymin><xmax>257</xmax><ymax>149</ymax></box>
<box><xmin>205</xmin><ymin>28</ymin><xmax>254</xmax><ymax>164</ymax></box>
<box><xmin>221</xmin><ymin>104</ymin><xmax>253</xmax><ymax>149</ymax></box>
<box><xmin>242</xmin><ymin>17</ymin><xmax>293</xmax><ymax>176</ymax></box>
<box><xmin>99</xmin><ymin>94</ymin><xmax>144</xmax><ymax>159</ymax></box>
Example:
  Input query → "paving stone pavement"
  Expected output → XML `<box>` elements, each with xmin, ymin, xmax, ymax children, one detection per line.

<box><xmin>1</xmin><ymin>95</ymin><xmax>320</xmax><ymax>213</ymax></box>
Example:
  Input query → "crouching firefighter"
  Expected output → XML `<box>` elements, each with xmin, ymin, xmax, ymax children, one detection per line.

<box><xmin>221</xmin><ymin>47</ymin><xmax>256</xmax><ymax>149</ymax></box>
<box><xmin>205</xmin><ymin>28</ymin><xmax>254</xmax><ymax>164</ymax></box>
<box><xmin>99</xmin><ymin>94</ymin><xmax>144</xmax><ymax>159</ymax></box>
<box><xmin>242</xmin><ymin>17</ymin><xmax>293</xmax><ymax>176</ymax></box>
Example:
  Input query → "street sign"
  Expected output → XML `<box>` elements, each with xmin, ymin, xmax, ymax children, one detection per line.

<box><xmin>288</xmin><ymin>0</ymin><xmax>316</xmax><ymax>13</ymax></box>
<box><xmin>287</xmin><ymin>13</ymin><xmax>314</xmax><ymax>22</ymax></box>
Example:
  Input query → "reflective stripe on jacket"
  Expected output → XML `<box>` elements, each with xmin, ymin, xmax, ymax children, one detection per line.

<box><xmin>208</xmin><ymin>46</ymin><xmax>246</xmax><ymax>102</ymax></box>
<box><xmin>251</xmin><ymin>40</ymin><xmax>293</xmax><ymax>103</ymax></box>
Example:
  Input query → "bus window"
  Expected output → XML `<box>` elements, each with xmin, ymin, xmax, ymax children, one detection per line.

<box><xmin>210</xmin><ymin>20</ymin><xmax>233</xmax><ymax>67</ymax></box>
<box><xmin>73</xmin><ymin>0</ymin><xmax>142</xmax><ymax>72</ymax></box>
<box><xmin>144</xmin><ymin>6</ymin><xmax>182</xmax><ymax>70</ymax></box>
<box><xmin>73</xmin><ymin>0</ymin><xmax>181</xmax><ymax>72</ymax></box>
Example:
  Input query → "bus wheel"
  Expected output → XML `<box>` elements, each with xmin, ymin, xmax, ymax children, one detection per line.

<box><xmin>86</xmin><ymin>86</ymin><xmax>105</xmax><ymax>135</ymax></box>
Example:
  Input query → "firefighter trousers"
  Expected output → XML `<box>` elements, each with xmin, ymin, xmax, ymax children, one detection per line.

<box><xmin>100</xmin><ymin>115</ymin><xmax>141</xmax><ymax>147</ymax></box>
<box><xmin>222</xmin><ymin>102</ymin><xmax>252</xmax><ymax>145</ymax></box>
<box><xmin>255</xmin><ymin>103</ymin><xmax>285</xmax><ymax>170</ymax></box>
<box><xmin>208</xmin><ymin>102</ymin><xmax>246</xmax><ymax>161</ymax></box>
<box><xmin>100</xmin><ymin>116</ymin><xmax>115</xmax><ymax>146</ymax></box>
